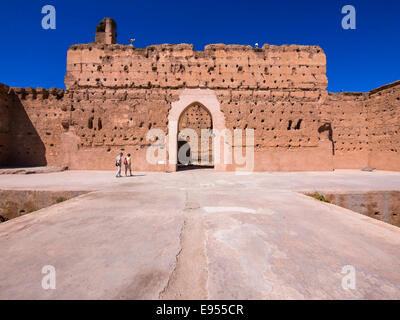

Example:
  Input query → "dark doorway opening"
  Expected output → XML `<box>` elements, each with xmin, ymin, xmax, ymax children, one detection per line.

<box><xmin>176</xmin><ymin>140</ymin><xmax>214</xmax><ymax>171</ymax></box>
<box><xmin>177</xmin><ymin>164</ymin><xmax>215</xmax><ymax>171</ymax></box>
<box><xmin>177</xmin><ymin>102</ymin><xmax>214</xmax><ymax>171</ymax></box>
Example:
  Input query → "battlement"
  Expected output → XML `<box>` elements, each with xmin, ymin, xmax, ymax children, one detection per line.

<box><xmin>65</xmin><ymin>19</ymin><xmax>327</xmax><ymax>91</ymax></box>
<box><xmin>65</xmin><ymin>41</ymin><xmax>327</xmax><ymax>91</ymax></box>
<box><xmin>10</xmin><ymin>87</ymin><xmax>65</xmax><ymax>100</ymax></box>
<box><xmin>69</xmin><ymin>42</ymin><xmax>324</xmax><ymax>54</ymax></box>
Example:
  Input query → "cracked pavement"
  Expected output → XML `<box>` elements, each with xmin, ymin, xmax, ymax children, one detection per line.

<box><xmin>0</xmin><ymin>169</ymin><xmax>400</xmax><ymax>299</ymax></box>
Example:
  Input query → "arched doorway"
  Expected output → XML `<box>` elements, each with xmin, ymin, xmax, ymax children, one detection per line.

<box><xmin>167</xmin><ymin>88</ymin><xmax>227</xmax><ymax>172</ymax></box>
<box><xmin>177</xmin><ymin>102</ymin><xmax>214</xmax><ymax>170</ymax></box>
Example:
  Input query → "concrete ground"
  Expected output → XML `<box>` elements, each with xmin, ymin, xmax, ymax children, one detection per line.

<box><xmin>0</xmin><ymin>169</ymin><xmax>399</xmax><ymax>299</ymax></box>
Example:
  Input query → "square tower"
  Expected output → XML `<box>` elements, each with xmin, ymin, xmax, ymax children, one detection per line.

<box><xmin>95</xmin><ymin>18</ymin><xmax>117</xmax><ymax>44</ymax></box>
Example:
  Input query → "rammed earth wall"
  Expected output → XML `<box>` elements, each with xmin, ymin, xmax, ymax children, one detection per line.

<box><xmin>0</xmin><ymin>19</ymin><xmax>398</xmax><ymax>171</ymax></box>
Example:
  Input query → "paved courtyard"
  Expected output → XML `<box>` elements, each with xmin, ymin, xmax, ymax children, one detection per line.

<box><xmin>0</xmin><ymin>169</ymin><xmax>399</xmax><ymax>299</ymax></box>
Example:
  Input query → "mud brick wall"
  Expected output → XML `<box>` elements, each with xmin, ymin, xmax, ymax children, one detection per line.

<box><xmin>367</xmin><ymin>82</ymin><xmax>400</xmax><ymax>171</ymax></box>
<box><xmin>62</xmin><ymin>42</ymin><xmax>332</xmax><ymax>171</ymax></box>
<box><xmin>0</xmin><ymin>20</ymin><xmax>398</xmax><ymax>171</ymax></box>
<box><xmin>217</xmin><ymin>89</ymin><xmax>324</xmax><ymax>149</ymax></box>
<box><xmin>5</xmin><ymin>87</ymin><xmax>174</xmax><ymax>170</ymax></box>
<box><xmin>7</xmin><ymin>87</ymin><xmax>333</xmax><ymax>171</ymax></box>
<box><xmin>59</xmin><ymin>87</ymin><xmax>173</xmax><ymax>170</ymax></box>
<box><xmin>8</xmin><ymin>87</ymin><xmax>66</xmax><ymax>167</ymax></box>
<box><xmin>214</xmin><ymin>87</ymin><xmax>333</xmax><ymax>171</ymax></box>
<box><xmin>321</xmin><ymin>92</ymin><xmax>369</xmax><ymax>169</ymax></box>
<box><xmin>319</xmin><ymin>81</ymin><xmax>400</xmax><ymax>171</ymax></box>
<box><xmin>0</xmin><ymin>84</ymin><xmax>11</xmax><ymax>165</ymax></box>
<box><xmin>65</xmin><ymin>43</ymin><xmax>327</xmax><ymax>92</ymax></box>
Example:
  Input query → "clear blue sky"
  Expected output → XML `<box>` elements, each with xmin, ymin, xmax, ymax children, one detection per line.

<box><xmin>1</xmin><ymin>0</ymin><xmax>399</xmax><ymax>92</ymax></box>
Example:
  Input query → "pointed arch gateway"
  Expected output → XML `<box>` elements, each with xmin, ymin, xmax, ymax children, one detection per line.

<box><xmin>177</xmin><ymin>102</ymin><xmax>213</xmax><ymax>168</ymax></box>
<box><xmin>167</xmin><ymin>89</ymin><xmax>227</xmax><ymax>172</ymax></box>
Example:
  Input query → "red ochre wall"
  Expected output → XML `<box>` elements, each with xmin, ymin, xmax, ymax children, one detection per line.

<box><xmin>2</xmin><ymin>80</ymin><xmax>398</xmax><ymax>172</ymax></box>
<box><xmin>0</xmin><ymin>84</ymin><xmax>11</xmax><ymax>166</ymax></box>
<box><xmin>0</xmin><ymin>22</ymin><xmax>398</xmax><ymax>171</ymax></box>
<box><xmin>367</xmin><ymin>82</ymin><xmax>400</xmax><ymax>171</ymax></box>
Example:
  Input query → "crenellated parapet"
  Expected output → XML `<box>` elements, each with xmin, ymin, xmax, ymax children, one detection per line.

<box><xmin>65</xmin><ymin>39</ymin><xmax>327</xmax><ymax>91</ymax></box>
<box><xmin>10</xmin><ymin>87</ymin><xmax>65</xmax><ymax>100</ymax></box>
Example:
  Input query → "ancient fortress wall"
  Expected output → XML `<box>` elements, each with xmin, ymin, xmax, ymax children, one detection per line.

<box><xmin>61</xmin><ymin>34</ymin><xmax>334</xmax><ymax>171</ymax></box>
<box><xmin>64</xmin><ymin>43</ymin><xmax>327</xmax><ymax>92</ymax></box>
<box><xmin>0</xmin><ymin>84</ymin><xmax>11</xmax><ymax>166</ymax></box>
<box><xmin>0</xmin><ymin>18</ymin><xmax>398</xmax><ymax>171</ymax></box>
<box><xmin>320</xmin><ymin>81</ymin><xmax>400</xmax><ymax>171</ymax></box>
<box><xmin>3</xmin><ymin>86</ymin><xmax>173</xmax><ymax>170</ymax></box>
<box><xmin>321</xmin><ymin>92</ymin><xmax>369</xmax><ymax>169</ymax></box>
<box><xmin>5</xmin><ymin>87</ymin><xmax>65</xmax><ymax>167</ymax></box>
<box><xmin>54</xmin><ymin>87</ymin><xmax>173</xmax><ymax>171</ymax></box>
<box><xmin>367</xmin><ymin>82</ymin><xmax>400</xmax><ymax>171</ymax></box>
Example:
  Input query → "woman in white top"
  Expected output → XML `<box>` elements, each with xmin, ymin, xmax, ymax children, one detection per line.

<box><xmin>115</xmin><ymin>152</ymin><xmax>123</xmax><ymax>177</ymax></box>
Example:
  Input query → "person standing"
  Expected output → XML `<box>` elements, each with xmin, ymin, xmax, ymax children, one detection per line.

<box><xmin>116</xmin><ymin>152</ymin><xmax>123</xmax><ymax>177</ymax></box>
<box><xmin>125</xmin><ymin>153</ymin><xmax>132</xmax><ymax>177</ymax></box>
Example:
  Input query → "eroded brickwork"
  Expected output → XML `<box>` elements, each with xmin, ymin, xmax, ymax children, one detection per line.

<box><xmin>0</xmin><ymin>18</ymin><xmax>398</xmax><ymax>172</ymax></box>
<box><xmin>4</xmin><ymin>87</ymin><xmax>174</xmax><ymax>170</ymax></box>
<box><xmin>217</xmin><ymin>89</ymin><xmax>322</xmax><ymax>150</ymax></box>
<box><xmin>62</xmin><ymin>27</ymin><xmax>331</xmax><ymax>171</ymax></box>
<box><xmin>319</xmin><ymin>81</ymin><xmax>400</xmax><ymax>171</ymax></box>
<box><xmin>0</xmin><ymin>84</ymin><xmax>11</xmax><ymax>165</ymax></box>
<box><xmin>367</xmin><ymin>83</ymin><xmax>400</xmax><ymax>170</ymax></box>
<box><xmin>321</xmin><ymin>92</ymin><xmax>369</xmax><ymax>169</ymax></box>
<box><xmin>9</xmin><ymin>88</ymin><xmax>66</xmax><ymax>167</ymax></box>
<box><xmin>65</xmin><ymin>43</ymin><xmax>327</xmax><ymax>92</ymax></box>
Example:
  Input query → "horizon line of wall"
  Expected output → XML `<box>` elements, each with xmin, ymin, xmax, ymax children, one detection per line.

<box><xmin>6</xmin><ymin>79</ymin><xmax>400</xmax><ymax>97</ymax></box>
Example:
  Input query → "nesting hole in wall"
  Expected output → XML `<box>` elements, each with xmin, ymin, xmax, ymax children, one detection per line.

<box><xmin>294</xmin><ymin>119</ymin><xmax>302</xmax><ymax>130</ymax></box>
<box><xmin>88</xmin><ymin>117</ymin><xmax>94</xmax><ymax>129</ymax></box>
